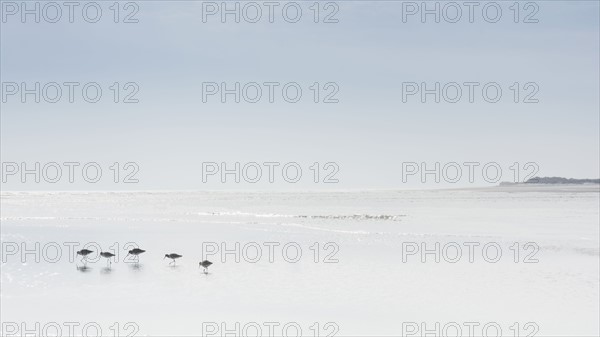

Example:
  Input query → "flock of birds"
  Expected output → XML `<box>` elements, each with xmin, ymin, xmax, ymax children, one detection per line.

<box><xmin>76</xmin><ymin>248</ymin><xmax>213</xmax><ymax>273</ymax></box>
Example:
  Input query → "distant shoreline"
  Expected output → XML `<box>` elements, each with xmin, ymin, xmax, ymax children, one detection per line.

<box><xmin>500</xmin><ymin>177</ymin><xmax>600</xmax><ymax>186</ymax></box>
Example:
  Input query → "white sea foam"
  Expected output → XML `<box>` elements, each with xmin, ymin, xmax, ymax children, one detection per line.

<box><xmin>194</xmin><ymin>211</ymin><xmax>405</xmax><ymax>221</ymax></box>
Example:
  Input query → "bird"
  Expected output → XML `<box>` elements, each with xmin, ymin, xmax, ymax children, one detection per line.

<box><xmin>76</xmin><ymin>249</ymin><xmax>94</xmax><ymax>263</ymax></box>
<box><xmin>164</xmin><ymin>253</ymin><xmax>182</xmax><ymax>265</ymax></box>
<box><xmin>126</xmin><ymin>248</ymin><xmax>146</xmax><ymax>262</ymax></box>
<box><xmin>100</xmin><ymin>251</ymin><xmax>116</xmax><ymax>266</ymax></box>
<box><xmin>199</xmin><ymin>260</ymin><xmax>213</xmax><ymax>274</ymax></box>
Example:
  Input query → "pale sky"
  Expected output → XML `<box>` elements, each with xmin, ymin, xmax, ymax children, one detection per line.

<box><xmin>1</xmin><ymin>1</ymin><xmax>599</xmax><ymax>190</ymax></box>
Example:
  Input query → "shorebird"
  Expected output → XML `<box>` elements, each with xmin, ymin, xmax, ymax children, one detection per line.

<box><xmin>199</xmin><ymin>260</ymin><xmax>213</xmax><ymax>274</ymax></box>
<box><xmin>100</xmin><ymin>251</ymin><xmax>116</xmax><ymax>266</ymax></box>
<box><xmin>76</xmin><ymin>249</ymin><xmax>94</xmax><ymax>263</ymax></box>
<box><xmin>164</xmin><ymin>253</ymin><xmax>182</xmax><ymax>265</ymax></box>
<box><xmin>126</xmin><ymin>248</ymin><xmax>146</xmax><ymax>262</ymax></box>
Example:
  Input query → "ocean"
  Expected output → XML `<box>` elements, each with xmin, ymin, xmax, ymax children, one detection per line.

<box><xmin>1</xmin><ymin>185</ymin><xmax>598</xmax><ymax>336</ymax></box>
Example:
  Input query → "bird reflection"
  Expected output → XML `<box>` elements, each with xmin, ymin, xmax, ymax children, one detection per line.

<box><xmin>129</xmin><ymin>263</ymin><xmax>143</xmax><ymax>271</ymax></box>
<box><xmin>76</xmin><ymin>265</ymin><xmax>91</xmax><ymax>273</ymax></box>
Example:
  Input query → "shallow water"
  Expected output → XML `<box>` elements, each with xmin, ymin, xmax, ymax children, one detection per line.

<box><xmin>1</xmin><ymin>186</ymin><xmax>599</xmax><ymax>336</ymax></box>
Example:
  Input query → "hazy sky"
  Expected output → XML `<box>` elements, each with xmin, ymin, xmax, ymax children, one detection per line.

<box><xmin>1</xmin><ymin>1</ymin><xmax>599</xmax><ymax>190</ymax></box>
